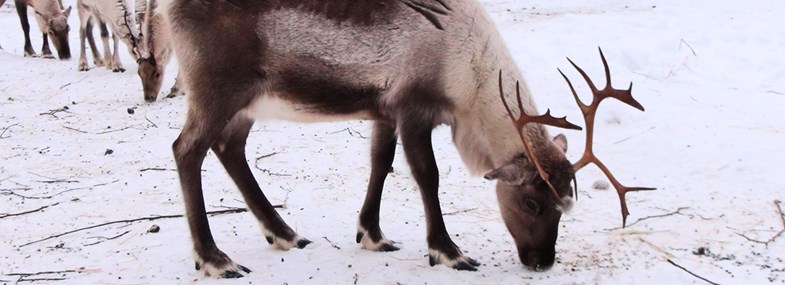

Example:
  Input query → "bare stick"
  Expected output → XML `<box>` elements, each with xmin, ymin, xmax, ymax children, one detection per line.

<box><xmin>18</xmin><ymin>207</ymin><xmax>250</xmax><ymax>247</ymax></box>
<box><xmin>256</xmin><ymin>152</ymin><xmax>279</xmax><ymax>160</ymax></box>
<box><xmin>323</xmin><ymin>236</ymin><xmax>341</xmax><ymax>250</ymax></box>
<box><xmin>443</xmin><ymin>207</ymin><xmax>478</xmax><ymax>216</ymax></box>
<box><xmin>606</xmin><ymin>207</ymin><xmax>689</xmax><ymax>230</ymax></box>
<box><xmin>84</xmin><ymin>230</ymin><xmax>131</xmax><ymax>246</ymax></box>
<box><xmin>737</xmin><ymin>200</ymin><xmax>784</xmax><ymax>246</ymax></box>
<box><xmin>329</xmin><ymin>127</ymin><xmax>368</xmax><ymax>138</ymax></box>
<box><xmin>679</xmin><ymin>38</ymin><xmax>697</xmax><ymax>56</ymax></box>
<box><xmin>0</xmin><ymin>202</ymin><xmax>60</xmax><ymax>219</ymax></box>
<box><xmin>666</xmin><ymin>259</ymin><xmax>719</xmax><ymax>285</ymax></box>
<box><xmin>139</xmin><ymin>167</ymin><xmax>174</xmax><ymax>172</ymax></box>
<box><xmin>39</xmin><ymin>106</ymin><xmax>70</xmax><ymax>118</ymax></box>
<box><xmin>0</xmin><ymin>123</ymin><xmax>20</xmax><ymax>139</ymax></box>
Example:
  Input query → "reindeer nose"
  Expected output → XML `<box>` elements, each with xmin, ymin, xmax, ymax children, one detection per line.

<box><xmin>519</xmin><ymin>249</ymin><xmax>555</xmax><ymax>271</ymax></box>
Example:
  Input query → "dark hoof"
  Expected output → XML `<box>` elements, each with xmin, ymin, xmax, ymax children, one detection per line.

<box><xmin>356</xmin><ymin>232</ymin><xmax>363</xmax><ymax>243</ymax></box>
<box><xmin>378</xmin><ymin>243</ymin><xmax>400</xmax><ymax>252</ymax></box>
<box><xmin>265</xmin><ymin>236</ymin><xmax>274</xmax><ymax>245</ymax></box>
<box><xmin>296</xmin><ymin>239</ymin><xmax>312</xmax><ymax>249</ymax></box>
<box><xmin>452</xmin><ymin>260</ymin><xmax>479</xmax><ymax>271</ymax></box>
<box><xmin>220</xmin><ymin>270</ymin><xmax>244</xmax><ymax>279</ymax></box>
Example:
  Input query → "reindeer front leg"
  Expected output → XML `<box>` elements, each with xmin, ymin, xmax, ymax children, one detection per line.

<box><xmin>109</xmin><ymin>33</ymin><xmax>125</xmax><ymax>72</ymax></box>
<box><xmin>14</xmin><ymin>0</ymin><xmax>37</xmax><ymax>57</ymax></box>
<box><xmin>173</xmin><ymin>108</ymin><xmax>252</xmax><ymax>278</ymax></box>
<box><xmin>166</xmin><ymin>74</ymin><xmax>186</xmax><ymax>98</ymax></box>
<box><xmin>357</xmin><ymin>121</ymin><xmax>399</xmax><ymax>252</ymax></box>
<box><xmin>399</xmin><ymin>119</ymin><xmax>481</xmax><ymax>271</ymax></box>
<box><xmin>40</xmin><ymin>33</ymin><xmax>55</xmax><ymax>59</ymax></box>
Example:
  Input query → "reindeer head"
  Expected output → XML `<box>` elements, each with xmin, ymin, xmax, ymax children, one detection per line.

<box><xmin>137</xmin><ymin>56</ymin><xmax>163</xmax><ymax>102</ymax></box>
<box><xmin>37</xmin><ymin>6</ymin><xmax>72</xmax><ymax>60</ymax></box>
<box><xmin>488</xmin><ymin>48</ymin><xmax>653</xmax><ymax>271</ymax></box>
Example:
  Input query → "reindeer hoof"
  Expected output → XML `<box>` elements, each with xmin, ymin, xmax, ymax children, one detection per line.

<box><xmin>356</xmin><ymin>227</ymin><xmax>399</xmax><ymax>252</ymax></box>
<box><xmin>428</xmin><ymin>249</ymin><xmax>480</xmax><ymax>271</ymax></box>
<box><xmin>194</xmin><ymin>250</ymin><xmax>251</xmax><ymax>278</ymax></box>
<box><xmin>263</xmin><ymin>229</ymin><xmax>310</xmax><ymax>250</ymax></box>
<box><xmin>112</xmin><ymin>67</ymin><xmax>125</xmax><ymax>73</ymax></box>
<box><xmin>42</xmin><ymin>53</ymin><xmax>55</xmax><ymax>59</ymax></box>
<box><xmin>219</xmin><ymin>265</ymin><xmax>251</xmax><ymax>279</ymax></box>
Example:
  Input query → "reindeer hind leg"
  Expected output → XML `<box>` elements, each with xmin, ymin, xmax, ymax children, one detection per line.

<box><xmin>14</xmin><ymin>0</ymin><xmax>37</xmax><ymax>57</ymax></box>
<box><xmin>211</xmin><ymin>115</ymin><xmax>311</xmax><ymax>251</ymax></box>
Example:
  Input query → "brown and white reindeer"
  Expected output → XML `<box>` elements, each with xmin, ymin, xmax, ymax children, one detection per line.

<box><xmin>12</xmin><ymin>0</ymin><xmax>72</xmax><ymax>59</ymax></box>
<box><xmin>135</xmin><ymin>0</ymin><xmax>183</xmax><ymax>102</ymax></box>
<box><xmin>76</xmin><ymin>0</ymin><xmax>142</xmax><ymax>72</ymax></box>
<box><xmin>160</xmin><ymin>0</ymin><xmax>652</xmax><ymax>278</ymax></box>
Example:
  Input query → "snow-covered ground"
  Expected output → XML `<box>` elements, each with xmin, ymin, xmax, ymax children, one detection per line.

<box><xmin>1</xmin><ymin>0</ymin><xmax>784</xmax><ymax>284</ymax></box>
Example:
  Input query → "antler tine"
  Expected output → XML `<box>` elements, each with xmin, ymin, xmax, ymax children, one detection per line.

<box><xmin>498</xmin><ymin>70</ymin><xmax>581</xmax><ymax>203</ymax></box>
<box><xmin>563</xmin><ymin>49</ymin><xmax>656</xmax><ymax>227</ymax></box>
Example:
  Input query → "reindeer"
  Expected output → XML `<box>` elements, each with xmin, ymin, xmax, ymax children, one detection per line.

<box><xmin>135</xmin><ymin>0</ymin><xmax>183</xmax><ymax>102</ymax></box>
<box><xmin>12</xmin><ymin>0</ymin><xmax>71</xmax><ymax>59</ymax></box>
<box><xmin>76</xmin><ymin>0</ymin><xmax>142</xmax><ymax>72</ymax></box>
<box><xmin>160</xmin><ymin>0</ymin><xmax>652</xmax><ymax>278</ymax></box>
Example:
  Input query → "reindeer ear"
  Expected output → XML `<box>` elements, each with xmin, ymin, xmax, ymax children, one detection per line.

<box><xmin>553</xmin><ymin>134</ymin><xmax>568</xmax><ymax>152</ymax></box>
<box><xmin>63</xmin><ymin>6</ymin><xmax>72</xmax><ymax>18</ymax></box>
<box><xmin>484</xmin><ymin>164</ymin><xmax>525</xmax><ymax>185</ymax></box>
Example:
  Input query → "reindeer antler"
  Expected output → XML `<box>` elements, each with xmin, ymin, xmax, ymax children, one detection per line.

<box><xmin>558</xmin><ymin>48</ymin><xmax>656</xmax><ymax>227</ymax></box>
<box><xmin>498</xmin><ymin>71</ymin><xmax>582</xmax><ymax>203</ymax></box>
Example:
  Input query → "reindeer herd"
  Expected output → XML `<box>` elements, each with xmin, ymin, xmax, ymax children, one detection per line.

<box><xmin>3</xmin><ymin>0</ymin><xmax>178</xmax><ymax>101</ymax></box>
<box><xmin>4</xmin><ymin>0</ymin><xmax>653</xmax><ymax>279</ymax></box>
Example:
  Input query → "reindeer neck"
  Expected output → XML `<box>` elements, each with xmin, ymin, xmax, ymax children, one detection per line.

<box><xmin>447</xmin><ymin>7</ymin><xmax>551</xmax><ymax>176</ymax></box>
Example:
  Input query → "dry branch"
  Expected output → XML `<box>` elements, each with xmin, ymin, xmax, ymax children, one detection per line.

<box><xmin>0</xmin><ymin>202</ymin><xmax>60</xmax><ymax>219</ymax></box>
<box><xmin>606</xmin><ymin>207</ymin><xmax>689</xmax><ymax>231</ymax></box>
<box><xmin>18</xmin><ymin>207</ymin><xmax>251</xmax><ymax>248</ymax></box>
<box><xmin>0</xmin><ymin>123</ymin><xmax>20</xmax><ymax>138</ymax></box>
<box><xmin>323</xmin><ymin>236</ymin><xmax>341</xmax><ymax>250</ymax></box>
<box><xmin>39</xmin><ymin>106</ymin><xmax>70</xmax><ymax>118</ymax></box>
<box><xmin>666</xmin><ymin>259</ymin><xmax>718</xmax><ymax>285</ymax></box>
<box><xmin>737</xmin><ymin>200</ymin><xmax>784</xmax><ymax>247</ymax></box>
<box><xmin>444</xmin><ymin>207</ymin><xmax>478</xmax><ymax>216</ymax></box>
<box><xmin>84</xmin><ymin>230</ymin><xmax>131</xmax><ymax>246</ymax></box>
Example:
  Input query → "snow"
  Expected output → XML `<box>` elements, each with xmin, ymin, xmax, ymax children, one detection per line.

<box><xmin>1</xmin><ymin>0</ymin><xmax>784</xmax><ymax>284</ymax></box>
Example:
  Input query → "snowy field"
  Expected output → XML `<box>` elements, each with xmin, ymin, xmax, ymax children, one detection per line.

<box><xmin>1</xmin><ymin>0</ymin><xmax>784</xmax><ymax>284</ymax></box>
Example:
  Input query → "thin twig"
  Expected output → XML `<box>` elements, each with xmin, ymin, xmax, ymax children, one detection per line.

<box><xmin>666</xmin><ymin>259</ymin><xmax>719</xmax><ymax>285</ymax></box>
<box><xmin>606</xmin><ymin>207</ymin><xmax>689</xmax><ymax>230</ymax></box>
<box><xmin>329</xmin><ymin>127</ymin><xmax>368</xmax><ymax>139</ymax></box>
<box><xmin>0</xmin><ymin>202</ymin><xmax>60</xmax><ymax>219</ymax></box>
<box><xmin>144</xmin><ymin>114</ymin><xmax>158</xmax><ymax>128</ymax></box>
<box><xmin>0</xmin><ymin>123</ymin><xmax>20</xmax><ymax>138</ymax></box>
<box><xmin>84</xmin><ymin>230</ymin><xmax>131</xmax><ymax>246</ymax></box>
<box><xmin>679</xmin><ymin>38</ymin><xmax>697</xmax><ymax>56</ymax></box>
<box><xmin>95</xmin><ymin>126</ymin><xmax>133</xmax><ymax>134</ymax></box>
<box><xmin>443</xmin><ymin>207</ymin><xmax>478</xmax><ymax>216</ymax></box>
<box><xmin>737</xmin><ymin>200</ymin><xmax>784</xmax><ymax>247</ymax></box>
<box><xmin>323</xmin><ymin>236</ymin><xmax>341</xmax><ymax>250</ymax></box>
<box><xmin>63</xmin><ymin>126</ymin><xmax>88</xmax><ymax>133</ymax></box>
<box><xmin>18</xmin><ymin>207</ymin><xmax>250</xmax><ymax>247</ymax></box>
<box><xmin>39</xmin><ymin>107</ymin><xmax>70</xmax><ymax>118</ymax></box>
<box><xmin>256</xmin><ymin>152</ymin><xmax>279</xmax><ymax>160</ymax></box>
<box><xmin>139</xmin><ymin>167</ymin><xmax>174</xmax><ymax>172</ymax></box>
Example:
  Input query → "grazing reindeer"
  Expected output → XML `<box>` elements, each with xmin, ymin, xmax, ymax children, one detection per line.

<box><xmin>13</xmin><ymin>0</ymin><xmax>72</xmax><ymax>59</ymax></box>
<box><xmin>135</xmin><ymin>0</ymin><xmax>183</xmax><ymax>102</ymax></box>
<box><xmin>76</xmin><ymin>0</ymin><xmax>142</xmax><ymax>72</ymax></box>
<box><xmin>161</xmin><ymin>0</ymin><xmax>651</xmax><ymax>278</ymax></box>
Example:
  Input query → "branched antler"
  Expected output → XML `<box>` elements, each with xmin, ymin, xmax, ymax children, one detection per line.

<box><xmin>498</xmin><ymin>71</ymin><xmax>582</xmax><ymax>203</ymax></box>
<box><xmin>559</xmin><ymin>48</ymin><xmax>656</xmax><ymax>227</ymax></box>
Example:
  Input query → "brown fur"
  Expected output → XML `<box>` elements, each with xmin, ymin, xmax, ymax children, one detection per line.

<box><xmin>162</xmin><ymin>0</ymin><xmax>575</xmax><ymax>277</ymax></box>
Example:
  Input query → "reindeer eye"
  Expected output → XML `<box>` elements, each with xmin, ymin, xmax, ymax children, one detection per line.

<box><xmin>523</xmin><ymin>198</ymin><xmax>540</xmax><ymax>215</ymax></box>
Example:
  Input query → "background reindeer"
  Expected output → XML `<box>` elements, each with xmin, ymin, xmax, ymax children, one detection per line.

<box><xmin>135</xmin><ymin>0</ymin><xmax>182</xmax><ymax>102</ymax></box>
<box><xmin>12</xmin><ymin>0</ymin><xmax>71</xmax><ymax>59</ymax></box>
<box><xmin>161</xmin><ymin>0</ymin><xmax>649</xmax><ymax>278</ymax></box>
<box><xmin>76</xmin><ymin>0</ymin><xmax>141</xmax><ymax>72</ymax></box>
